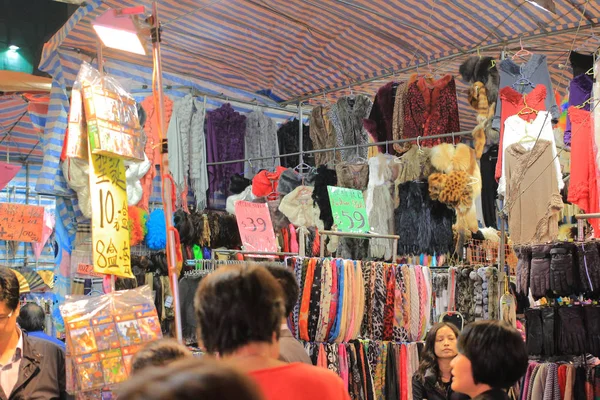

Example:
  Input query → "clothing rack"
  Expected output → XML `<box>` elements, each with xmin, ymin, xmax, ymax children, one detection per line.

<box><xmin>206</xmin><ymin>130</ymin><xmax>472</xmax><ymax>166</ymax></box>
<box><xmin>319</xmin><ymin>230</ymin><xmax>400</xmax><ymax>258</ymax></box>
<box><xmin>212</xmin><ymin>249</ymin><xmax>299</xmax><ymax>257</ymax></box>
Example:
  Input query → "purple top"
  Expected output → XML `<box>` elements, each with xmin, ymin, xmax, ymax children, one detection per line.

<box><xmin>205</xmin><ymin>103</ymin><xmax>246</xmax><ymax>205</ymax></box>
<box><xmin>565</xmin><ymin>73</ymin><xmax>593</xmax><ymax>147</ymax></box>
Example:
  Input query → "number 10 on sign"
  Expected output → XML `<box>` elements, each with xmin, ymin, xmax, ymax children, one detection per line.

<box><xmin>327</xmin><ymin>186</ymin><xmax>370</xmax><ymax>233</ymax></box>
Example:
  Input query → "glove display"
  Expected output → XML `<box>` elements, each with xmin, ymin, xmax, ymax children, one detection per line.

<box><xmin>530</xmin><ymin>244</ymin><xmax>552</xmax><ymax>300</ymax></box>
<box><xmin>558</xmin><ymin>306</ymin><xmax>587</xmax><ymax>356</ymax></box>
<box><xmin>515</xmin><ymin>246</ymin><xmax>531</xmax><ymax>297</ymax></box>
<box><xmin>549</xmin><ymin>243</ymin><xmax>577</xmax><ymax>297</ymax></box>
<box><xmin>525</xmin><ymin>308</ymin><xmax>543</xmax><ymax>356</ymax></box>
<box><xmin>584</xmin><ymin>306</ymin><xmax>600</xmax><ymax>358</ymax></box>
<box><xmin>577</xmin><ymin>243</ymin><xmax>600</xmax><ymax>296</ymax></box>
<box><xmin>541</xmin><ymin>307</ymin><xmax>556</xmax><ymax>357</ymax></box>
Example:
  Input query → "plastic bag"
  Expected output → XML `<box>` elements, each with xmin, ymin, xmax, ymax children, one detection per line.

<box><xmin>60</xmin><ymin>285</ymin><xmax>162</xmax><ymax>394</ymax></box>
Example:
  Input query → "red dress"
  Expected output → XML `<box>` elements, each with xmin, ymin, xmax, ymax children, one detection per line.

<box><xmin>568</xmin><ymin>107</ymin><xmax>600</xmax><ymax>236</ymax></box>
<box><xmin>495</xmin><ymin>85</ymin><xmax>547</xmax><ymax>181</ymax></box>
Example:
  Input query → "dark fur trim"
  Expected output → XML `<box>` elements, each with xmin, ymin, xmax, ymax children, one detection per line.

<box><xmin>394</xmin><ymin>181</ymin><xmax>454</xmax><ymax>255</ymax></box>
<box><xmin>311</xmin><ymin>166</ymin><xmax>337</xmax><ymax>230</ymax></box>
<box><xmin>570</xmin><ymin>51</ymin><xmax>594</xmax><ymax>78</ymax></box>
<box><xmin>363</xmin><ymin>82</ymin><xmax>396</xmax><ymax>150</ymax></box>
<box><xmin>459</xmin><ymin>56</ymin><xmax>499</xmax><ymax>106</ymax></box>
<box><xmin>229</xmin><ymin>174</ymin><xmax>251</xmax><ymax>195</ymax></box>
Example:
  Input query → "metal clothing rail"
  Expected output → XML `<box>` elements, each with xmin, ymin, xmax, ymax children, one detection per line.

<box><xmin>319</xmin><ymin>230</ymin><xmax>400</xmax><ymax>258</ymax></box>
<box><xmin>207</xmin><ymin>130</ymin><xmax>472</xmax><ymax>166</ymax></box>
<box><xmin>575</xmin><ymin>213</ymin><xmax>600</xmax><ymax>241</ymax></box>
<box><xmin>129</xmin><ymin>84</ymin><xmax>307</xmax><ymax>115</ymax></box>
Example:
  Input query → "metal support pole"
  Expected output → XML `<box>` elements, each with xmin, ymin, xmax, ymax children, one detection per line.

<box><xmin>152</xmin><ymin>1</ymin><xmax>182</xmax><ymax>343</ymax></box>
<box><xmin>298</xmin><ymin>102</ymin><xmax>303</xmax><ymax>166</ymax></box>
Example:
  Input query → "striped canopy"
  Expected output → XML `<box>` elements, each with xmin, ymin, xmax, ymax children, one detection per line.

<box><xmin>35</xmin><ymin>0</ymin><xmax>600</xmax><ymax>195</ymax></box>
<box><xmin>0</xmin><ymin>94</ymin><xmax>48</xmax><ymax>163</ymax></box>
<box><xmin>42</xmin><ymin>0</ymin><xmax>600</xmax><ymax>102</ymax></box>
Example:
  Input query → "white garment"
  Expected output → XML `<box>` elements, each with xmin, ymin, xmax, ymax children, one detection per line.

<box><xmin>364</xmin><ymin>185</ymin><xmax>394</xmax><ymax>260</ymax></box>
<box><xmin>498</xmin><ymin>111</ymin><xmax>563</xmax><ymax>196</ymax></box>
<box><xmin>278</xmin><ymin>186</ymin><xmax>323</xmax><ymax>229</ymax></box>
<box><xmin>367</xmin><ymin>153</ymin><xmax>397</xmax><ymax>188</ymax></box>
<box><xmin>226</xmin><ymin>186</ymin><xmax>255</xmax><ymax>214</ymax></box>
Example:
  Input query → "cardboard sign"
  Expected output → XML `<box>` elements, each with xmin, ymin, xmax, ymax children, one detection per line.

<box><xmin>89</xmin><ymin>154</ymin><xmax>133</xmax><ymax>279</ymax></box>
<box><xmin>234</xmin><ymin>201</ymin><xmax>278</xmax><ymax>254</ymax></box>
<box><xmin>0</xmin><ymin>203</ymin><xmax>44</xmax><ymax>242</ymax></box>
<box><xmin>327</xmin><ymin>186</ymin><xmax>370</xmax><ymax>233</ymax></box>
<box><xmin>76</xmin><ymin>263</ymin><xmax>105</xmax><ymax>278</ymax></box>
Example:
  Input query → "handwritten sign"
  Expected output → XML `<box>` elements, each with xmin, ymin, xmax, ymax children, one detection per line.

<box><xmin>76</xmin><ymin>263</ymin><xmax>105</xmax><ymax>278</ymax></box>
<box><xmin>234</xmin><ymin>201</ymin><xmax>277</xmax><ymax>254</ymax></box>
<box><xmin>88</xmin><ymin>154</ymin><xmax>133</xmax><ymax>279</ymax></box>
<box><xmin>0</xmin><ymin>203</ymin><xmax>44</xmax><ymax>242</ymax></box>
<box><xmin>327</xmin><ymin>186</ymin><xmax>370</xmax><ymax>233</ymax></box>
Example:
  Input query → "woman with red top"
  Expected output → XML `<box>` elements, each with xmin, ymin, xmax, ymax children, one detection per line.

<box><xmin>194</xmin><ymin>263</ymin><xmax>350</xmax><ymax>400</ymax></box>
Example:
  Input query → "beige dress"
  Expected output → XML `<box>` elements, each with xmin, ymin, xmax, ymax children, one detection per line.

<box><xmin>505</xmin><ymin>139</ymin><xmax>563</xmax><ymax>244</ymax></box>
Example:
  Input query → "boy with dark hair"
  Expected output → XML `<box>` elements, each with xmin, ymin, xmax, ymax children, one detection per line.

<box><xmin>263</xmin><ymin>264</ymin><xmax>311</xmax><ymax>364</ymax></box>
<box><xmin>450</xmin><ymin>320</ymin><xmax>528</xmax><ymax>400</ymax></box>
<box><xmin>194</xmin><ymin>264</ymin><xmax>349</xmax><ymax>400</ymax></box>
<box><xmin>131</xmin><ymin>338</ymin><xmax>192</xmax><ymax>373</ymax></box>
<box><xmin>17</xmin><ymin>303</ymin><xmax>65</xmax><ymax>350</ymax></box>
<box><xmin>0</xmin><ymin>268</ymin><xmax>66</xmax><ymax>399</ymax></box>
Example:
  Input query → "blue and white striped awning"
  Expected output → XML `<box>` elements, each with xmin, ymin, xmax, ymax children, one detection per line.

<box><xmin>34</xmin><ymin>0</ymin><xmax>600</xmax><ymax>196</ymax></box>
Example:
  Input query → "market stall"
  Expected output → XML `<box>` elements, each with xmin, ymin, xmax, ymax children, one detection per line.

<box><xmin>2</xmin><ymin>0</ymin><xmax>600</xmax><ymax>398</ymax></box>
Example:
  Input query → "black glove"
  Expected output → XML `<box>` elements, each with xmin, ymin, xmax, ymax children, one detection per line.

<box><xmin>550</xmin><ymin>243</ymin><xmax>577</xmax><ymax>297</ymax></box>
<box><xmin>516</xmin><ymin>246</ymin><xmax>531</xmax><ymax>297</ymax></box>
<box><xmin>584</xmin><ymin>306</ymin><xmax>600</xmax><ymax>358</ymax></box>
<box><xmin>541</xmin><ymin>307</ymin><xmax>556</xmax><ymax>357</ymax></box>
<box><xmin>577</xmin><ymin>243</ymin><xmax>600</xmax><ymax>296</ymax></box>
<box><xmin>558</xmin><ymin>306</ymin><xmax>587</xmax><ymax>355</ymax></box>
<box><xmin>530</xmin><ymin>245</ymin><xmax>552</xmax><ymax>300</ymax></box>
<box><xmin>525</xmin><ymin>308</ymin><xmax>543</xmax><ymax>356</ymax></box>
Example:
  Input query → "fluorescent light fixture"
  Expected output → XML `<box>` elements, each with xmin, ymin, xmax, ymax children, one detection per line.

<box><xmin>92</xmin><ymin>8</ymin><xmax>147</xmax><ymax>55</ymax></box>
<box><xmin>8</xmin><ymin>45</ymin><xmax>19</xmax><ymax>51</ymax></box>
<box><xmin>526</xmin><ymin>0</ymin><xmax>556</xmax><ymax>14</ymax></box>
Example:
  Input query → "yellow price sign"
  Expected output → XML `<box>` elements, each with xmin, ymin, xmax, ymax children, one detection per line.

<box><xmin>88</xmin><ymin>154</ymin><xmax>133</xmax><ymax>278</ymax></box>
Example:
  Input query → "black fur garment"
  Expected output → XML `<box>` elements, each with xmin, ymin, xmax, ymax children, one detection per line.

<box><xmin>229</xmin><ymin>174</ymin><xmax>252</xmax><ymax>195</ymax></box>
<box><xmin>311</xmin><ymin>165</ymin><xmax>338</xmax><ymax>230</ymax></box>
<box><xmin>277</xmin><ymin>119</ymin><xmax>314</xmax><ymax>168</ymax></box>
<box><xmin>394</xmin><ymin>181</ymin><xmax>454</xmax><ymax>255</ymax></box>
<box><xmin>459</xmin><ymin>56</ymin><xmax>500</xmax><ymax>106</ymax></box>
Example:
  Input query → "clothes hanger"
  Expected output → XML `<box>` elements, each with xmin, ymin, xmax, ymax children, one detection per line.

<box><xmin>517</xmin><ymin>95</ymin><xmax>539</xmax><ymax>116</ymax></box>
<box><xmin>511</xmin><ymin>37</ymin><xmax>531</xmax><ymax>61</ymax></box>
<box><xmin>347</xmin><ymin>143</ymin><xmax>368</xmax><ymax>164</ymax></box>
<box><xmin>575</xmin><ymin>97</ymin><xmax>592</xmax><ymax>109</ymax></box>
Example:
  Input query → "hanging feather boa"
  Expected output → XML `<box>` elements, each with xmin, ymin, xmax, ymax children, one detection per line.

<box><xmin>146</xmin><ymin>209</ymin><xmax>167</xmax><ymax>250</ymax></box>
<box><xmin>128</xmin><ymin>206</ymin><xmax>148</xmax><ymax>246</ymax></box>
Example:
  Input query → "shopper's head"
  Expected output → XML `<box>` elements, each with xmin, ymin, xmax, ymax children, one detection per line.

<box><xmin>17</xmin><ymin>303</ymin><xmax>45</xmax><ymax>332</ymax></box>
<box><xmin>263</xmin><ymin>264</ymin><xmax>299</xmax><ymax>317</ymax></box>
<box><xmin>118</xmin><ymin>357</ymin><xmax>263</xmax><ymax>400</ymax></box>
<box><xmin>0</xmin><ymin>268</ymin><xmax>20</xmax><ymax>340</ymax></box>
<box><xmin>194</xmin><ymin>264</ymin><xmax>285</xmax><ymax>356</ymax></box>
<box><xmin>131</xmin><ymin>339</ymin><xmax>192</xmax><ymax>374</ymax></box>
<box><xmin>416</xmin><ymin>322</ymin><xmax>460</xmax><ymax>381</ymax></box>
<box><xmin>450</xmin><ymin>320</ymin><xmax>528</xmax><ymax>397</ymax></box>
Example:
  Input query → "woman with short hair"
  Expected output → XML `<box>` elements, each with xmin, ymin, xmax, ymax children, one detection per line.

<box><xmin>450</xmin><ymin>320</ymin><xmax>528</xmax><ymax>400</ymax></box>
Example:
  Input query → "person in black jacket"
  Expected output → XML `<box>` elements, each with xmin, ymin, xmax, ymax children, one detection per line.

<box><xmin>0</xmin><ymin>268</ymin><xmax>66</xmax><ymax>399</ymax></box>
<box><xmin>450</xmin><ymin>320</ymin><xmax>528</xmax><ymax>400</ymax></box>
<box><xmin>413</xmin><ymin>322</ymin><xmax>468</xmax><ymax>400</ymax></box>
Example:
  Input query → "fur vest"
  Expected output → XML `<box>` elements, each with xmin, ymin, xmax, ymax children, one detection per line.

<box><xmin>428</xmin><ymin>143</ymin><xmax>482</xmax><ymax>235</ymax></box>
<box><xmin>329</xmin><ymin>95</ymin><xmax>373</xmax><ymax>161</ymax></box>
<box><xmin>309</xmin><ymin>106</ymin><xmax>337</xmax><ymax>166</ymax></box>
<box><xmin>363</xmin><ymin>82</ymin><xmax>396</xmax><ymax>152</ymax></box>
<box><xmin>245</xmin><ymin>111</ymin><xmax>280</xmax><ymax>178</ymax></box>
<box><xmin>459</xmin><ymin>56</ymin><xmax>500</xmax><ymax>158</ymax></box>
